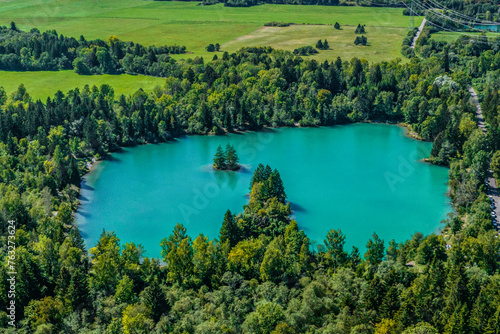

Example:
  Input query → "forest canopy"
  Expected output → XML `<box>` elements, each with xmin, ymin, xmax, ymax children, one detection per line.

<box><xmin>0</xmin><ymin>19</ymin><xmax>500</xmax><ymax>333</ymax></box>
<box><xmin>0</xmin><ymin>24</ymin><xmax>186</xmax><ymax>76</ymax></box>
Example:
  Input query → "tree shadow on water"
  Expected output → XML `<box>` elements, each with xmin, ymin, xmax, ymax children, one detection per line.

<box><xmin>80</xmin><ymin>179</ymin><xmax>94</xmax><ymax>191</ymax></box>
<box><xmin>78</xmin><ymin>194</ymin><xmax>89</xmax><ymax>202</ymax></box>
<box><xmin>76</xmin><ymin>211</ymin><xmax>91</xmax><ymax>219</ymax></box>
<box><xmin>290</xmin><ymin>201</ymin><xmax>307</xmax><ymax>213</ymax></box>
<box><xmin>106</xmin><ymin>155</ymin><xmax>122</xmax><ymax>163</ymax></box>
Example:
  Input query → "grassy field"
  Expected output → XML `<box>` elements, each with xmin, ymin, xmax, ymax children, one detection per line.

<box><xmin>0</xmin><ymin>0</ymin><xmax>420</xmax><ymax>97</ymax></box>
<box><xmin>223</xmin><ymin>24</ymin><xmax>409</xmax><ymax>63</ymax></box>
<box><xmin>430</xmin><ymin>31</ymin><xmax>499</xmax><ymax>43</ymax></box>
<box><xmin>0</xmin><ymin>0</ymin><xmax>419</xmax><ymax>60</ymax></box>
<box><xmin>0</xmin><ymin>71</ymin><xmax>165</xmax><ymax>100</ymax></box>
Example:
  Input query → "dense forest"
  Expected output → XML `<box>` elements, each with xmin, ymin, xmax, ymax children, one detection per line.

<box><xmin>0</xmin><ymin>21</ymin><xmax>500</xmax><ymax>333</ymax></box>
<box><xmin>0</xmin><ymin>23</ymin><xmax>186</xmax><ymax>76</ymax></box>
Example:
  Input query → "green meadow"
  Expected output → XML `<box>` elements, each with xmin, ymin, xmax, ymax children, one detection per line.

<box><xmin>0</xmin><ymin>71</ymin><xmax>165</xmax><ymax>100</ymax></box>
<box><xmin>223</xmin><ymin>24</ymin><xmax>409</xmax><ymax>63</ymax></box>
<box><xmin>0</xmin><ymin>0</ymin><xmax>418</xmax><ymax>59</ymax></box>
<box><xmin>430</xmin><ymin>31</ymin><xmax>498</xmax><ymax>43</ymax></box>
<box><xmin>0</xmin><ymin>0</ymin><xmax>420</xmax><ymax>96</ymax></box>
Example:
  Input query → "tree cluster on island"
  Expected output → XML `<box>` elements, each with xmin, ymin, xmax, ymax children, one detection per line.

<box><xmin>213</xmin><ymin>144</ymin><xmax>240</xmax><ymax>170</ymax></box>
<box><xmin>355</xmin><ymin>24</ymin><xmax>366</xmax><ymax>34</ymax></box>
<box><xmin>249</xmin><ymin>163</ymin><xmax>287</xmax><ymax>204</ymax></box>
<box><xmin>316</xmin><ymin>39</ymin><xmax>330</xmax><ymax>50</ymax></box>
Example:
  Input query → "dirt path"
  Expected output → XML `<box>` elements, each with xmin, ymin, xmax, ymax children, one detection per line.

<box><xmin>411</xmin><ymin>18</ymin><xmax>426</xmax><ymax>49</ymax></box>
<box><xmin>469</xmin><ymin>86</ymin><xmax>499</xmax><ymax>229</ymax></box>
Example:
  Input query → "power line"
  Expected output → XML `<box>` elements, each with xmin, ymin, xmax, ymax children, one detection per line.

<box><xmin>402</xmin><ymin>1</ymin><xmax>496</xmax><ymax>45</ymax></box>
<box><xmin>414</xmin><ymin>0</ymin><xmax>500</xmax><ymax>35</ymax></box>
<box><xmin>424</xmin><ymin>0</ymin><xmax>497</xmax><ymax>25</ymax></box>
<box><xmin>412</xmin><ymin>0</ymin><xmax>488</xmax><ymax>33</ymax></box>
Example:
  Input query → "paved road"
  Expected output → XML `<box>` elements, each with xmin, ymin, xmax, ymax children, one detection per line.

<box><xmin>411</xmin><ymin>18</ymin><xmax>427</xmax><ymax>49</ymax></box>
<box><xmin>469</xmin><ymin>87</ymin><xmax>499</xmax><ymax>228</ymax></box>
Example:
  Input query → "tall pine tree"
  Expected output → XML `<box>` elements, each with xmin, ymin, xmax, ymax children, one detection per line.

<box><xmin>225</xmin><ymin>143</ymin><xmax>239</xmax><ymax>170</ymax></box>
<box><xmin>213</xmin><ymin>145</ymin><xmax>226</xmax><ymax>170</ymax></box>
<box><xmin>219</xmin><ymin>209</ymin><xmax>239</xmax><ymax>248</ymax></box>
<box><xmin>267</xmin><ymin>169</ymin><xmax>286</xmax><ymax>203</ymax></box>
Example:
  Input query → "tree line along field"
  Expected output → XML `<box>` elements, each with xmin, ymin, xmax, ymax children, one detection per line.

<box><xmin>0</xmin><ymin>71</ymin><xmax>166</xmax><ymax>101</ymax></box>
<box><xmin>0</xmin><ymin>0</ymin><xmax>421</xmax><ymax>99</ymax></box>
<box><xmin>430</xmin><ymin>31</ymin><xmax>499</xmax><ymax>44</ymax></box>
<box><xmin>0</xmin><ymin>0</ymin><xmax>419</xmax><ymax>59</ymax></box>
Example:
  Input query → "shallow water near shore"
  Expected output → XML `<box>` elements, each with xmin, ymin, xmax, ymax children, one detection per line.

<box><xmin>76</xmin><ymin>124</ymin><xmax>451</xmax><ymax>257</ymax></box>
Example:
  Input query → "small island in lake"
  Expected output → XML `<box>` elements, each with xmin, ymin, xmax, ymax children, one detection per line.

<box><xmin>213</xmin><ymin>144</ymin><xmax>240</xmax><ymax>171</ymax></box>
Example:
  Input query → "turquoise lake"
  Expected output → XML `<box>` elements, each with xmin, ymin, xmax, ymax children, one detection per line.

<box><xmin>76</xmin><ymin>124</ymin><xmax>451</xmax><ymax>257</ymax></box>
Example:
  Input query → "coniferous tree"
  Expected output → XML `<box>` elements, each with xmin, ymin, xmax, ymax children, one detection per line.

<box><xmin>267</xmin><ymin>169</ymin><xmax>286</xmax><ymax>203</ymax></box>
<box><xmin>250</xmin><ymin>163</ymin><xmax>266</xmax><ymax>189</ymax></box>
<box><xmin>335</xmin><ymin>56</ymin><xmax>342</xmax><ymax>70</ymax></box>
<box><xmin>225</xmin><ymin>143</ymin><xmax>239</xmax><ymax>170</ymax></box>
<box><xmin>213</xmin><ymin>145</ymin><xmax>226</xmax><ymax>170</ymax></box>
<box><xmin>142</xmin><ymin>278</ymin><xmax>169</xmax><ymax>322</ymax></box>
<box><xmin>263</xmin><ymin>164</ymin><xmax>272</xmax><ymax>180</ymax></box>
<box><xmin>316</xmin><ymin>40</ymin><xmax>324</xmax><ymax>49</ymax></box>
<box><xmin>386</xmin><ymin>239</ymin><xmax>398</xmax><ymax>261</ymax></box>
<box><xmin>334</xmin><ymin>22</ymin><xmax>340</xmax><ymax>29</ymax></box>
<box><xmin>365</xmin><ymin>233</ymin><xmax>385</xmax><ymax>265</ymax></box>
<box><xmin>324</xmin><ymin>229</ymin><xmax>347</xmax><ymax>271</ymax></box>
<box><xmin>442</xmin><ymin>45</ymin><xmax>450</xmax><ymax>72</ymax></box>
<box><xmin>220</xmin><ymin>209</ymin><xmax>239</xmax><ymax>247</ymax></box>
<box><xmin>323</xmin><ymin>39</ymin><xmax>329</xmax><ymax>49</ymax></box>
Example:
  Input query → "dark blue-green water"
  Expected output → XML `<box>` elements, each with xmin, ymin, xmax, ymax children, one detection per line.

<box><xmin>76</xmin><ymin>124</ymin><xmax>451</xmax><ymax>257</ymax></box>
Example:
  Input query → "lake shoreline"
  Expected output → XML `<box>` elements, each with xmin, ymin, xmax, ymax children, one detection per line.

<box><xmin>78</xmin><ymin>121</ymin><xmax>430</xmax><ymax>181</ymax></box>
<box><xmin>75</xmin><ymin>124</ymin><xmax>452</xmax><ymax>257</ymax></box>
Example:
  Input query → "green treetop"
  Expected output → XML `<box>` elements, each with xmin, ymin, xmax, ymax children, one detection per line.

<box><xmin>213</xmin><ymin>145</ymin><xmax>226</xmax><ymax>170</ymax></box>
<box><xmin>219</xmin><ymin>209</ymin><xmax>240</xmax><ymax>247</ymax></box>
<box><xmin>249</xmin><ymin>164</ymin><xmax>287</xmax><ymax>204</ymax></box>
<box><xmin>213</xmin><ymin>144</ymin><xmax>240</xmax><ymax>170</ymax></box>
<box><xmin>267</xmin><ymin>169</ymin><xmax>287</xmax><ymax>203</ymax></box>
<box><xmin>355</xmin><ymin>24</ymin><xmax>366</xmax><ymax>34</ymax></box>
<box><xmin>250</xmin><ymin>163</ymin><xmax>266</xmax><ymax>189</ymax></box>
<box><xmin>225</xmin><ymin>143</ymin><xmax>239</xmax><ymax>170</ymax></box>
